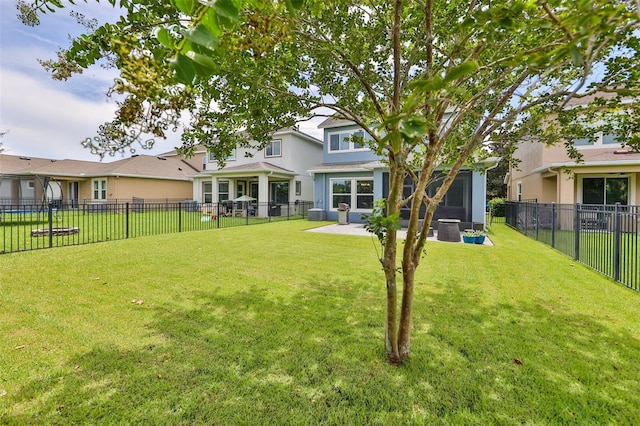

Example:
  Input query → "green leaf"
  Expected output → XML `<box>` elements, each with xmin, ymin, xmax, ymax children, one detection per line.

<box><xmin>409</xmin><ymin>75</ymin><xmax>444</xmax><ymax>92</ymax></box>
<box><xmin>172</xmin><ymin>0</ymin><xmax>196</xmax><ymax>15</ymax></box>
<box><xmin>201</xmin><ymin>8</ymin><xmax>223</xmax><ymax>38</ymax></box>
<box><xmin>183</xmin><ymin>24</ymin><xmax>218</xmax><ymax>51</ymax></box>
<box><xmin>213</xmin><ymin>0</ymin><xmax>239</xmax><ymax>21</ymax></box>
<box><xmin>156</xmin><ymin>27</ymin><xmax>175</xmax><ymax>49</ymax></box>
<box><xmin>570</xmin><ymin>47</ymin><xmax>582</xmax><ymax>65</ymax></box>
<box><xmin>285</xmin><ymin>0</ymin><xmax>304</xmax><ymax>12</ymax></box>
<box><xmin>443</xmin><ymin>60</ymin><xmax>479</xmax><ymax>84</ymax></box>
<box><xmin>170</xmin><ymin>53</ymin><xmax>196</xmax><ymax>84</ymax></box>
<box><xmin>400</xmin><ymin>116</ymin><xmax>428</xmax><ymax>139</ymax></box>
<box><xmin>184</xmin><ymin>49</ymin><xmax>219</xmax><ymax>70</ymax></box>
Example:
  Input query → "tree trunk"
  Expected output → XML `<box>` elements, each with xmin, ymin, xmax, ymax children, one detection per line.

<box><xmin>383</xmin><ymin>158</ymin><xmax>403</xmax><ymax>365</ymax></box>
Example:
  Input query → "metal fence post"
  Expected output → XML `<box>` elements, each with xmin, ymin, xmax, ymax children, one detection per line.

<box><xmin>613</xmin><ymin>202</ymin><xmax>621</xmax><ymax>282</ymax></box>
<box><xmin>574</xmin><ymin>203</ymin><xmax>581</xmax><ymax>261</ymax></box>
<box><xmin>48</xmin><ymin>202</ymin><xmax>54</xmax><ymax>248</ymax></box>
<box><xmin>551</xmin><ymin>203</ymin><xmax>556</xmax><ymax>249</ymax></box>
<box><xmin>178</xmin><ymin>202</ymin><xmax>182</xmax><ymax>232</ymax></box>
<box><xmin>126</xmin><ymin>202</ymin><xmax>130</xmax><ymax>239</ymax></box>
<box><xmin>533</xmin><ymin>202</ymin><xmax>540</xmax><ymax>241</ymax></box>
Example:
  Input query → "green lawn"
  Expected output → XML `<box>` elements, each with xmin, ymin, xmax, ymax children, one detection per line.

<box><xmin>1</xmin><ymin>208</ymin><xmax>302</xmax><ymax>253</ymax></box>
<box><xmin>1</xmin><ymin>222</ymin><xmax>639</xmax><ymax>424</ymax></box>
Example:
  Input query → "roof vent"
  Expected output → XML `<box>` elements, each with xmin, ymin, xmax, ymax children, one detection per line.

<box><xmin>157</xmin><ymin>156</ymin><xmax>167</xmax><ymax>160</ymax></box>
<box><xmin>613</xmin><ymin>149</ymin><xmax>636</xmax><ymax>155</ymax></box>
<box><xmin>19</xmin><ymin>156</ymin><xmax>31</xmax><ymax>160</ymax></box>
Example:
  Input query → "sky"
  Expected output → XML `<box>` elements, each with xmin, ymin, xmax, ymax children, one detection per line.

<box><xmin>0</xmin><ymin>1</ymin><xmax>324</xmax><ymax>162</ymax></box>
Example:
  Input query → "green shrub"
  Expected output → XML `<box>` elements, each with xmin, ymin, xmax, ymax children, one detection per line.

<box><xmin>488</xmin><ymin>197</ymin><xmax>507</xmax><ymax>217</ymax></box>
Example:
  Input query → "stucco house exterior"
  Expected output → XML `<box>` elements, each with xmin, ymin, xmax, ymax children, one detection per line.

<box><xmin>308</xmin><ymin>118</ymin><xmax>497</xmax><ymax>229</ymax></box>
<box><xmin>507</xmin><ymin>98</ymin><xmax>640</xmax><ymax>206</ymax></box>
<box><xmin>184</xmin><ymin>128</ymin><xmax>323</xmax><ymax>217</ymax></box>
<box><xmin>0</xmin><ymin>153</ymin><xmax>197</xmax><ymax>207</ymax></box>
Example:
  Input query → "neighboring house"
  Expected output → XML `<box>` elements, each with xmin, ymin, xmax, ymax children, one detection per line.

<box><xmin>184</xmin><ymin>128</ymin><xmax>323</xmax><ymax>217</ymax></box>
<box><xmin>0</xmin><ymin>154</ymin><xmax>198</xmax><ymax>206</ymax></box>
<box><xmin>308</xmin><ymin>118</ymin><xmax>498</xmax><ymax>229</ymax></box>
<box><xmin>508</xmin><ymin>98</ymin><xmax>640</xmax><ymax>206</ymax></box>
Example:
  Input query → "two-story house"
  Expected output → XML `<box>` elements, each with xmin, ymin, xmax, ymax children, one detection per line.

<box><xmin>308</xmin><ymin>118</ymin><xmax>496</xmax><ymax>230</ymax></box>
<box><xmin>508</xmin><ymin>97</ymin><xmax>640</xmax><ymax>206</ymax></box>
<box><xmin>188</xmin><ymin>128</ymin><xmax>323</xmax><ymax>217</ymax></box>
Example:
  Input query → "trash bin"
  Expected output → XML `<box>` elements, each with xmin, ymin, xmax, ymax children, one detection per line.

<box><xmin>337</xmin><ymin>203</ymin><xmax>350</xmax><ymax>225</ymax></box>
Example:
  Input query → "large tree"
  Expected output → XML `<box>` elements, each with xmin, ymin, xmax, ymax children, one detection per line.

<box><xmin>21</xmin><ymin>0</ymin><xmax>640</xmax><ymax>364</ymax></box>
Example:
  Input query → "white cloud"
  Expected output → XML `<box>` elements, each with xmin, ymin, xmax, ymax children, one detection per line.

<box><xmin>0</xmin><ymin>68</ymin><xmax>179</xmax><ymax>161</ymax></box>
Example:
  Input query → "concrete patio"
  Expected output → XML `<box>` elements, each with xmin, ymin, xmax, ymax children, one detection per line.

<box><xmin>306</xmin><ymin>223</ymin><xmax>493</xmax><ymax>245</ymax></box>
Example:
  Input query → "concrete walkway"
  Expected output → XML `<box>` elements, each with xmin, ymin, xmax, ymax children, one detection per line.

<box><xmin>306</xmin><ymin>223</ymin><xmax>493</xmax><ymax>246</ymax></box>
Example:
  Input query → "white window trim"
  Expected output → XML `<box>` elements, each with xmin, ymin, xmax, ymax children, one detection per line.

<box><xmin>264</xmin><ymin>139</ymin><xmax>282</xmax><ymax>158</ymax></box>
<box><xmin>576</xmin><ymin>174</ymin><xmax>636</xmax><ymax>205</ymax></box>
<box><xmin>574</xmin><ymin>131</ymin><xmax>624</xmax><ymax>150</ymax></box>
<box><xmin>327</xmin><ymin>129</ymin><xmax>369</xmax><ymax>153</ymax></box>
<box><xmin>516</xmin><ymin>181</ymin><xmax>522</xmax><ymax>202</ymax></box>
<box><xmin>329</xmin><ymin>177</ymin><xmax>374</xmax><ymax>212</ymax></box>
<box><xmin>92</xmin><ymin>179</ymin><xmax>107</xmax><ymax>201</ymax></box>
<box><xmin>209</xmin><ymin>149</ymin><xmax>236</xmax><ymax>162</ymax></box>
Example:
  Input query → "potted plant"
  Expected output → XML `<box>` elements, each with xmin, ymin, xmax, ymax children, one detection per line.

<box><xmin>473</xmin><ymin>229</ymin><xmax>487</xmax><ymax>244</ymax></box>
<box><xmin>462</xmin><ymin>230</ymin><xmax>476</xmax><ymax>244</ymax></box>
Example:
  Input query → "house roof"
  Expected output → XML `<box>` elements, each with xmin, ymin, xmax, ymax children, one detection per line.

<box><xmin>0</xmin><ymin>155</ymin><xmax>62</xmax><ymax>174</ymax></box>
<box><xmin>308</xmin><ymin>161</ymin><xmax>384</xmax><ymax>173</ymax></box>
<box><xmin>199</xmin><ymin>161</ymin><xmax>296</xmax><ymax>177</ymax></box>
<box><xmin>531</xmin><ymin>149</ymin><xmax>640</xmax><ymax>174</ymax></box>
<box><xmin>0</xmin><ymin>153</ymin><xmax>199</xmax><ymax>181</ymax></box>
<box><xmin>318</xmin><ymin>117</ymin><xmax>357</xmax><ymax>129</ymax></box>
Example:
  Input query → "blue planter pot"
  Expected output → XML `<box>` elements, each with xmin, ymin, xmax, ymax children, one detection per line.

<box><xmin>463</xmin><ymin>235</ymin><xmax>475</xmax><ymax>244</ymax></box>
<box><xmin>475</xmin><ymin>235</ymin><xmax>486</xmax><ymax>244</ymax></box>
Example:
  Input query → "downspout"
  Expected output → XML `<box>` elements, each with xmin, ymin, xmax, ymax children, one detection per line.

<box><xmin>544</xmin><ymin>166</ymin><xmax>562</xmax><ymax>204</ymax></box>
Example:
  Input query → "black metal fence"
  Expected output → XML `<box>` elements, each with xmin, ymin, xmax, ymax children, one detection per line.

<box><xmin>1</xmin><ymin>200</ymin><xmax>314</xmax><ymax>255</ymax></box>
<box><xmin>504</xmin><ymin>201</ymin><xmax>639</xmax><ymax>292</ymax></box>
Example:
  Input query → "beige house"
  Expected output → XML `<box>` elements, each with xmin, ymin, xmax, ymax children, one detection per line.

<box><xmin>0</xmin><ymin>154</ymin><xmax>198</xmax><ymax>206</ymax></box>
<box><xmin>508</xmin><ymin>97</ymin><xmax>640</xmax><ymax>206</ymax></box>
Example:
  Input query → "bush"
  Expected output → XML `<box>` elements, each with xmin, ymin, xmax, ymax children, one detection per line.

<box><xmin>488</xmin><ymin>197</ymin><xmax>507</xmax><ymax>217</ymax></box>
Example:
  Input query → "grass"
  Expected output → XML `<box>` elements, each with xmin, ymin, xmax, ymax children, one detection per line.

<box><xmin>1</xmin><ymin>208</ymin><xmax>302</xmax><ymax>253</ymax></box>
<box><xmin>1</xmin><ymin>222</ymin><xmax>639</xmax><ymax>424</ymax></box>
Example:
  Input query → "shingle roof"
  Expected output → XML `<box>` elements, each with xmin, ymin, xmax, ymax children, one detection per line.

<box><xmin>0</xmin><ymin>153</ymin><xmax>199</xmax><ymax>180</ymax></box>
<box><xmin>204</xmin><ymin>161</ymin><xmax>295</xmax><ymax>175</ymax></box>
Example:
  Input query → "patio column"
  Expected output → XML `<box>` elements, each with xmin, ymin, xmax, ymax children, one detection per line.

<box><xmin>258</xmin><ymin>173</ymin><xmax>269</xmax><ymax>217</ymax></box>
<box><xmin>211</xmin><ymin>176</ymin><xmax>218</xmax><ymax>203</ymax></box>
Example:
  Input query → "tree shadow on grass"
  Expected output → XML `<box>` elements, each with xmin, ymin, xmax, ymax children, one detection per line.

<box><xmin>3</xmin><ymin>279</ymin><xmax>640</xmax><ymax>424</ymax></box>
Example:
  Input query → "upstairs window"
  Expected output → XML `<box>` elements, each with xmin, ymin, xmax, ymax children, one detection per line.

<box><xmin>265</xmin><ymin>139</ymin><xmax>282</xmax><ymax>157</ymax></box>
<box><xmin>209</xmin><ymin>149</ymin><xmax>236</xmax><ymax>162</ymax></box>
<box><xmin>328</xmin><ymin>130</ymin><xmax>367</xmax><ymax>153</ymax></box>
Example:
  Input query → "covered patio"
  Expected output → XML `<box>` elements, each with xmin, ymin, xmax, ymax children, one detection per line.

<box><xmin>196</xmin><ymin>162</ymin><xmax>296</xmax><ymax>218</ymax></box>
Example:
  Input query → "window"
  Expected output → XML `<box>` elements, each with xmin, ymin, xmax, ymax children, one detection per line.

<box><xmin>202</xmin><ymin>182</ymin><xmax>212</xmax><ymax>203</ymax></box>
<box><xmin>328</xmin><ymin>130</ymin><xmax>367</xmax><ymax>153</ymax></box>
<box><xmin>583</xmin><ymin>177</ymin><xmax>628</xmax><ymax>205</ymax></box>
<box><xmin>573</xmin><ymin>131</ymin><xmax>623</xmax><ymax>148</ymax></box>
<box><xmin>209</xmin><ymin>149</ymin><xmax>236</xmax><ymax>162</ymax></box>
<box><xmin>355</xmin><ymin>180</ymin><xmax>374</xmax><ymax>209</ymax></box>
<box><xmin>602</xmin><ymin>133</ymin><xmax>620</xmax><ymax>144</ymax></box>
<box><xmin>218</xmin><ymin>181</ymin><xmax>229</xmax><ymax>201</ymax></box>
<box><xmin>27</xmin><ymin>180</ymin><xmax>35</xmax><ymax>189</ymax></box>
<box><xmin>93</xmin><ymin>179</ymin><xmax>107</xmax><ymax>200</ymax></box>
<box><xmin>265</xmin><ymin>139</ymin><xmax>282</xmax><ymax>157</ymax></box>
<box><xmin>295</xmin><ymin>180</ymin><xmax>302</xmax><ymax>196</ymax></box>
<box><xmin>270</xmin><ymin>182</ymin><xmax>289</xmax><ymax>204</ymax></box>
<box><xmin>516</xmin><ymin>182</ymin><xmax>522</xmax><ymax>202</ymax></box>
<box><xmin>330</xmin><ymin>178</ymin><xmax>374</xmax><ymax>211</ymax></box>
